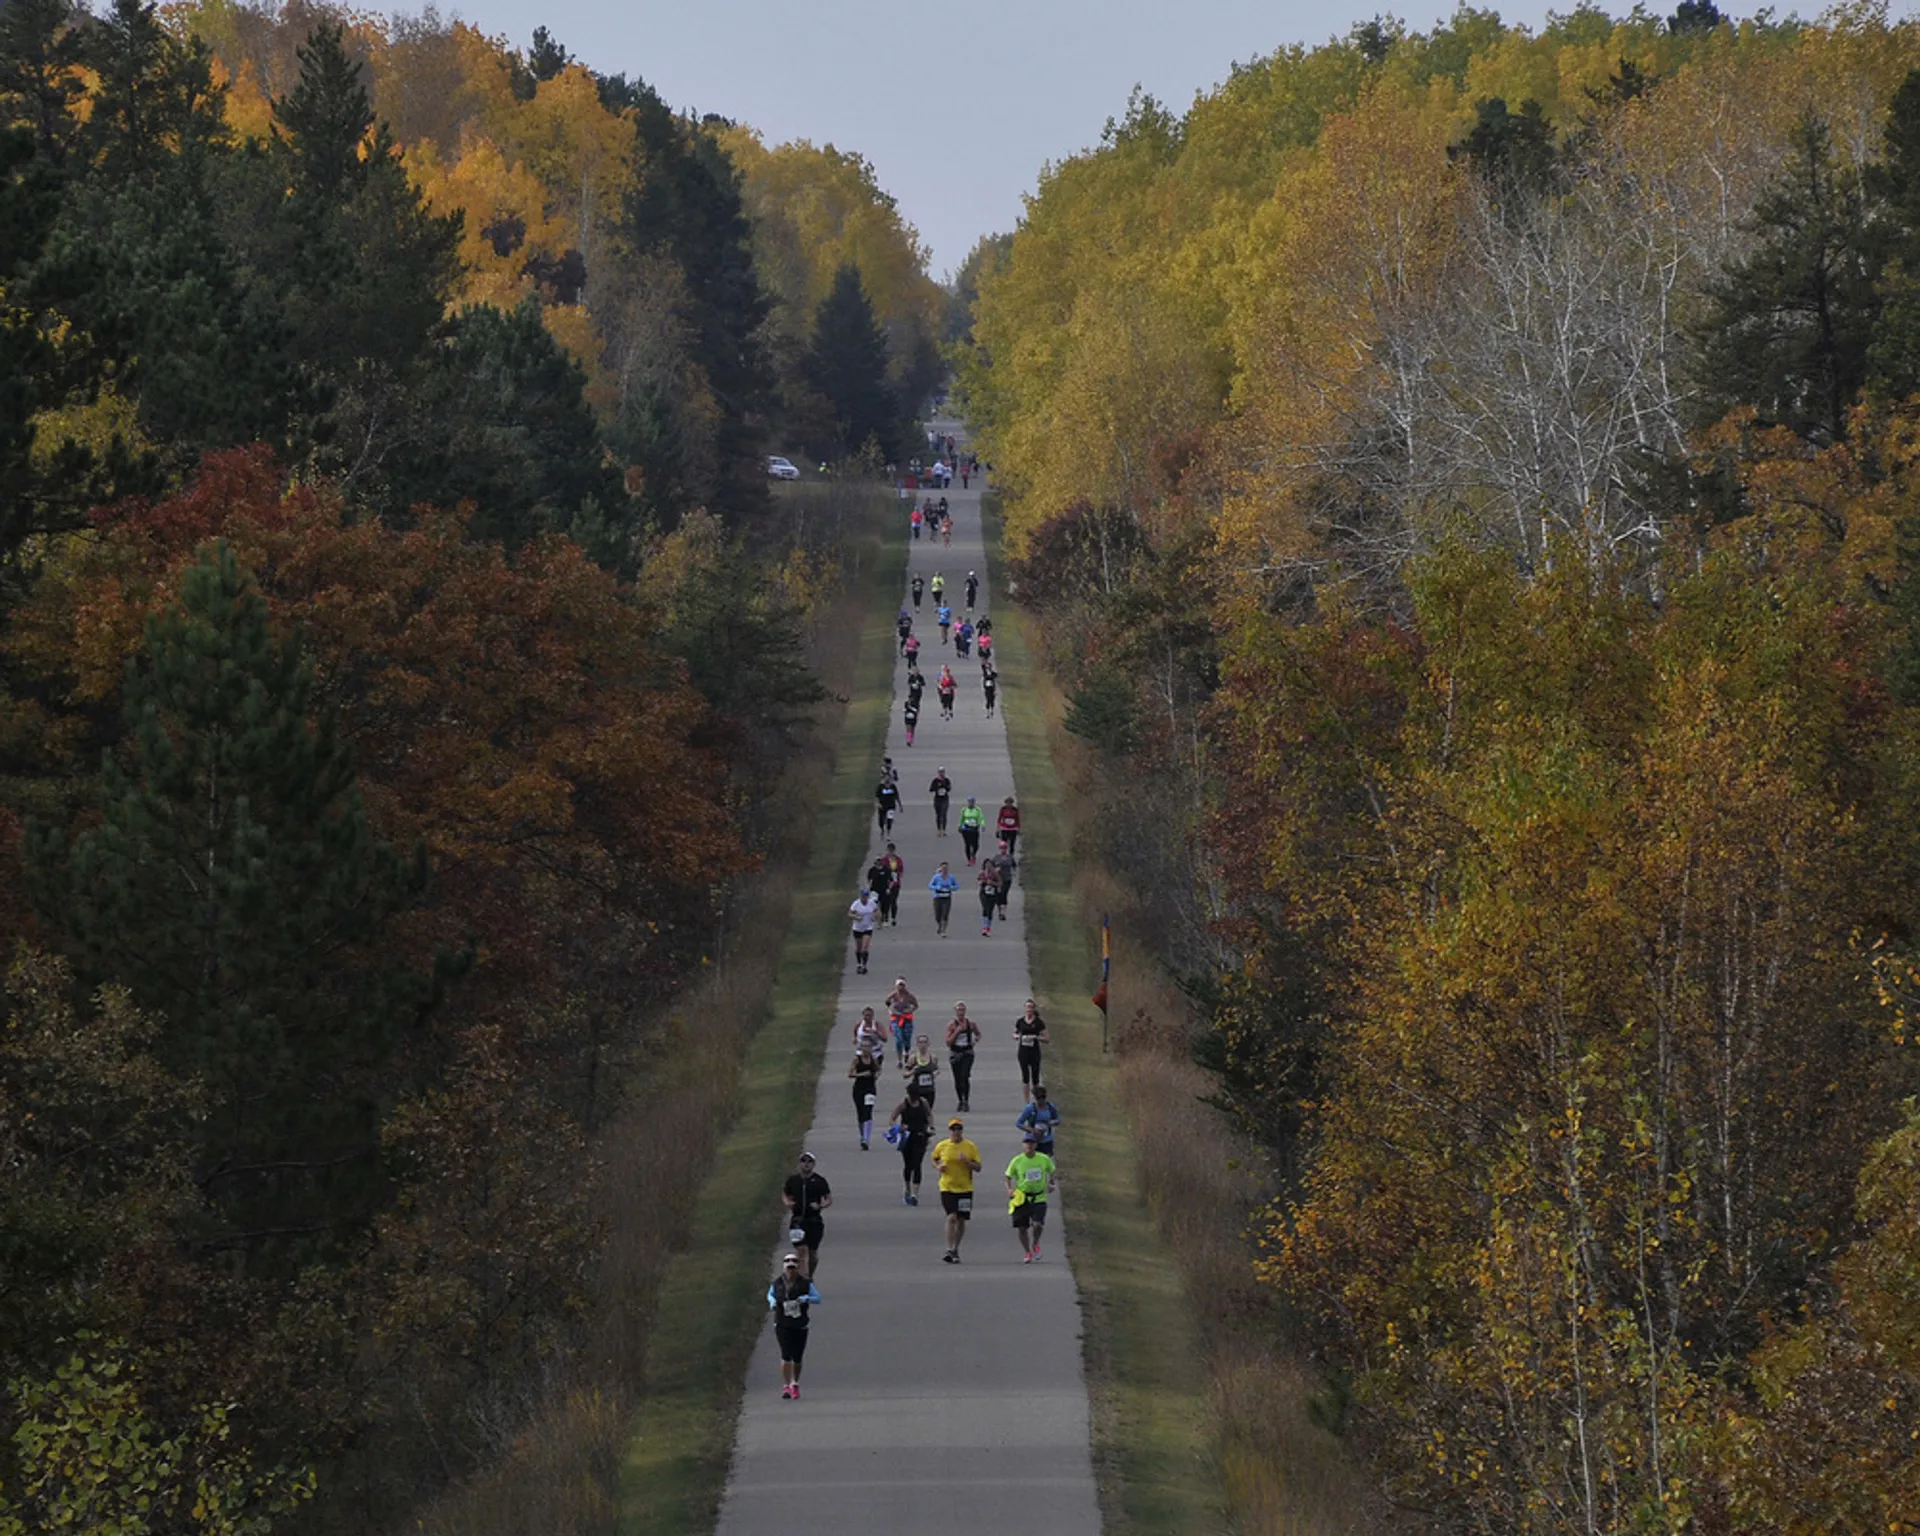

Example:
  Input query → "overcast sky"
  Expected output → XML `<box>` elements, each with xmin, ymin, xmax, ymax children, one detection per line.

<box><xmin>421</xmin><ymin>1</ymin><xmax>1880</xmax><ymax>279</ymax></box>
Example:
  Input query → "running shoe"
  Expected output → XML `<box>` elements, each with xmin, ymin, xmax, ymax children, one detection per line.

<box><xmin>781</xmin><ymin>1386</ymin><xmax>794</xmax><ymax>1399</ymax></box>
<box><xmin>1023</xmin><ymin>1252</ymin><xmax>1033</xmax><ymax>1264</ymax></box>
<box><xmin>942</xmin><ymin>1250</ymin><xmax>957</xmax><ymax>1263</ymax></box>
<box><xmin>791</xmin><ymin>1384</ymin><xmax>801</xmax><ymax>1399</ymax></box>
<box><xmin>907</xmin><ymin>1193</ymin><xmax>919</xmax><ymax>1206</ymax></box>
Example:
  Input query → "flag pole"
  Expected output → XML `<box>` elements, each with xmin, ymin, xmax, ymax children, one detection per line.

<box><xmin>1094</xmin><ymin>913</ymin><xmax>1112</xmax><ymax>1053</ymax></box>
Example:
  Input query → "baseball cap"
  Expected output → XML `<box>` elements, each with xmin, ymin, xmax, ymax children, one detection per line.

<box><xmin>1021</xmin><ymin>1132</ymin><xmax>1038</xmax><ymax>1144</ymax></box>
<box><xmin>799</xmin><ymin>1151</ymin><xmax>816</xmax><ymax>1162</ymax></box>
<box><xmin>782</xmin><ymin>1252</ymin><xmax>800</xmax><ymax>1263</ymax></box>
<box><xmin>948</xmin><ymin>1117</ymin><xmax>964</xmax><ymax>1128</ymax></box>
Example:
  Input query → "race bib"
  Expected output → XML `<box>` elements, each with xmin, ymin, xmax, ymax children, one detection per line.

<box><xmin>788</xmin><ymin>1226</ymin><xmax>806</xmax><ymax>1244</ymax></box>
<box><xmin>782</xmin><ymin>1300</ymin><xmax>803</xmax><ymax>1319</ymax></box>
<box><xmin>957</xmin><ymin>1196</ymin><xmax>972</xmax><ymax>1214</ymax></box>
<box><xmin>864</xmin><ymin>1093</ymin><xmax>876</xmax><ymax>1106</ymax></box>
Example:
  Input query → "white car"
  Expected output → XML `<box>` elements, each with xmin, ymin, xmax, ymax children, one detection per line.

<box><xmin>767</xmin><ymin>455</ymin><xmax>801</xmax><ymax>480</ymax></box>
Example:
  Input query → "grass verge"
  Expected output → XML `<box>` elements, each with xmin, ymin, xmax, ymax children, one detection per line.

<box><xmin>609</xmin><ymin>499</ymin><xmax>906</xmax><ymax>1535</ymax></box>
<box><xmin>983</xmin><ymin>492</ymin><xmax>1229</xmax><ymax>1532</ymax></box>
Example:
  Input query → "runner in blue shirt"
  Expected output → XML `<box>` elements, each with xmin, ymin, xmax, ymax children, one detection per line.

<box><xmin>1014</xmin><ymin>1084</ymin><xmax>1061</xmax><ymax>1156</ymax></box>
<box><xmin>927</xmin><ymin>860</ymin><xmax>959</xmax><ymax>936</ymax></box>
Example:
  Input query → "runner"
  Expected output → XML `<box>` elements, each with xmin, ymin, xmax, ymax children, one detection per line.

<box><xmin>887</xmin><ymin>1089</ymin><xmax>932</xmax><ymax>1205</ymax></box>
<box><xmin>852</xmin><ymin>1005</ymin><xmax>886</xmax><ymax>1057</ymax></box>
<box><xmin>848</xmin><ymin>1036</ymin><xmax>883</xmax><ymax>1144</ymax></box>
<box><xmin>929</xmin><ymin>765</ymin><xmax>953</xmax><ymax>835</ymax></box>
<box><xmin>911</xmin><ymin>504</ymin><xmax>923</xmax><ymax>541</ymax></box>
<box><xmin>981</xmin><ymin>659</ymin><xmax>998</xmax><ymax>717</ymax></box>
<box><xmin>1015</xmin><ymin>1083</ymin><xmax>1061</xmax><ymax>1156</ymax></box>
<box><xmin>882</xmin><ymin>842</ymin><xmax>905</xmax><ymax>925</ymax></box>
<box><xmin>989</xmin><ymin>839</ymin><xmax>1016</xmax><ymax>920</ymax></box>
<box><xmin>780</xmin><ymin>1151</ymin><xmax>832</xmax><ymax>1279</ymax></box>
<box><xmin>904</xmin><ymin>630</ymin><xmax>922</xmax><ymax>669</ymax></box>
<box><xmin>903</xmin><ymin>692</ymin><xmax>920</xmax><ymax>748</ymax></box>
<box><xmin>1014</xmin><ymin>999</ymin><xmax>1049</xmax><ymax>1101</ymax></box>
<box><xmin>896</xmin><ymin>609</ymin><xmax>912</xmax><ymax>657</ymax></box>
<box><xmin>936</xmin><ymin>601</ymin><xmax>952</xmax><ymax>645</ymax></box>
<box><xmin>904</xmin><ymin>1033</ymin><xmax>940</xmax><ymax>1114</ymax></box>
<box><xmin>997</xmin><ymin>796</ymin><xmax>1022</xmax><ymax>858</ymax></box>
<box><xmin>932</xmin><ymin>1117</ymin><xmax>983</xmax><ymax>1263</ymax></box>
<box><xmin>876</xmin><ymin>775</ymin><xmax>901</xmax><ymax>836</ymax></box>
<box><xmin>945</xmin><ymin>1001</ymin><xmax>980</xmax><ymax>1112</ymax></box>
<box><xmin>767</xmin><ymin>1253</ymin><xmax>822</xmax><ymax>1399</ymax></box>
<box><xmin>848</xmin><ymin>887</ymin><xmax>879</xmax><ymax>975</ymax></box>
<box><xmin>930</xmin><ymin>571</ymin><xmax>945</xmax><ymax>610</ymax></box>
<box><xmin>958</xmin><ymin>795</ymin><xmax>985</xmax><ymax>864</ymax></box>
<box><xmin>885</xmin><ymin>976</ymin><xmax>919</xmax><ymax>1068</ymax></box>
<box><xmin>1005</xmin><ymin>1133</ymin><xmax>1057</xmax><ymax>1263</ymax></box>
<box><xmin>955</xmin><ymin>618</ymin><xmax>973</xmax><ymax>658</ymax></box>
<box><xmin>965</xmin><ymin>571</ymin><xmax>980</xmax><ymax>611</ymax></box>
<box><xmin>937</xmin><ymin>664</ymin><xmax>957</xmax><ymax>721</ymax></box>
<box><xmin>911</xmin><ymin>571</ymin><xmax>925</xmax><ymax>610</ymax></box>
<box><xmin>941</xmin><ymin>513</ymin><xmax>952</xmax><ymax>547</ymax></box>
<box><xmin>928</xmin><ymin>860</ymin><xmax>959</xmax><ymax>936</ymax></box>
<box><xmin>976</xmin><ymin>626</ymin><xmax>993</xmax><ymax>665</ymax></box>
<box><xmin>978</xmin><ymin>856</ymin><xmax>1002</xmax><ymax>937</ymax></box>
<box><xmin>865</xmin><ymin>851</ymin><xmax>893</xmax><ymax>928</ymax></box>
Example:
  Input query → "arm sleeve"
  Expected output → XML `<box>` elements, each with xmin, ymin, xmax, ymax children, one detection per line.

<box><xmin>766</xmin><ymin>1285</ymin><xmax>777</xmax><ymax>1308</ymax></box>
<box><xmin>806</xmin><ymin>1284</ymin><xmax>822</xmax><ymax>1304</ymax></box>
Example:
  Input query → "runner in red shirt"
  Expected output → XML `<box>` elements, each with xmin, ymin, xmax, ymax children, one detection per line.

<box><xmin>996</xmin><ymin>797</ymin><xmax>1022</xmax><ymax>859</ymax></box>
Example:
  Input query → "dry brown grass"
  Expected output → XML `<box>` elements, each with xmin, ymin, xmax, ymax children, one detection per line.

<box><xmin>404</xmin><ymin>486</ymin><xmax>894</xmax><ymax>1536</ymax></box>
<box><xmin>1046</xmin><ymin>718</ymin><xmax>1396</xmax><ymax>1534</ymax></box>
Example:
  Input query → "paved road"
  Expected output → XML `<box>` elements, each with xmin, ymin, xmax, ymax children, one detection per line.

<box><xmin>714</xmin><ymin>451</ymin><xmax>1102</xmax><ymax>1535</ymax></box>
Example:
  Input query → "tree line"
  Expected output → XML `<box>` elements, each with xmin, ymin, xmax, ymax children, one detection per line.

<box><xmin>0</xmin><ymin>1</ymin><xmax>935</xmax><ymax>1529</ymax></box>
<box><xmin>961</xmin><ymin>4</ymin><xmax>1920</xmax><ymax>1528</ymax></box>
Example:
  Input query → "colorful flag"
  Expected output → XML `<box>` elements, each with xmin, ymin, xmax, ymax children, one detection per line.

<box><xmin>1092</xmin><ymin>914</ymin><xmax>1111</xmax><ymax>1013</ymax></box>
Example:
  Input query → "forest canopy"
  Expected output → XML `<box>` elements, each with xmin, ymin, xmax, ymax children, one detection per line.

<box><xmin>960</xmin><ymin>3</ymin><xmax>1920</xmax><ymax>1528</ymax></box>
<box><xmin>0</xmin><ymin>2</ymin><xmax>932</xmax><ymax>1529</ymax></box>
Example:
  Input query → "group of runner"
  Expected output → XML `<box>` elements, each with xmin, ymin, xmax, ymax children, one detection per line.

<box><xmin>896</xmin><ymin>568</ymin><xmax>998</xmax><ymax>740</ymax></box>
<box><xmin>764</xmin><ymin>469</ymin><xmax>1070</xmax><ymax>1399</ymax></box>
<box><xmin>771</xmin><ymin>991</ymin><xmax>1063</xmax><ymax>1395</ymax></box>
<box><xmin>858</xmin><ymin>763</ymin><xmax>1022</xmax><ymax>954</ymax></box>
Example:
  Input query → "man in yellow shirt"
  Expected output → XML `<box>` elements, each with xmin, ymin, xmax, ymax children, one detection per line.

<box><xmin>931</xmin><ymin>1116</ymin><xmax>982</xmax><ymax>1263</ymax></box>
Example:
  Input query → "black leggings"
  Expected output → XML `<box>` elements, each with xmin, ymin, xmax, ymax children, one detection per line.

<box><xmin>935</xmin><ymin>799</ymin><xmax>950</xmax><ymax>831</ymax></box>
<box><xmin>961</xmin><ymin>826</ymin><xmax>980</xmax><ymax>859</ymax></box>
<box><xmin>775</xmin><ymin>1323</ymin><xmax>809</xmax><ymax>1366</ymax></box>
<box><xmin>900</xmin><ymin>1134</ymin><xmax>927</xmax><ymax>1187</ymax></box>
<box><xmin>1018</xmin><ymin>1044</ymin><xmax>1043</xmax><ymax>1085</ymax></box>
<box><xmin>853</xmin><ymin>1080</ymin><xmax>877</xmax><ymax>1122</ymax></box>
<box><xmin>950</xmin><ymin>1052</ymin><xmax>973</xmax><ymax>1102</ymax></box>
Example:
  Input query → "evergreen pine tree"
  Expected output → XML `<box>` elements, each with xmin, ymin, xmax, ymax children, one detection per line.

<box><xmin>803</xmin><ymin>264</ymin><xmax>900</xmax><ymax>462</ymax></box>
<box><xmin>616</xmin><ymin>83</ymin><xmax>772</xmax><ymax>522</ymax></box>
<box><xmin>34</xmin><ymin>541</ymin><xmax>432</xmax><ymax>1257</ymax></box>
<box><xmin>1694</xmin><ymin>112</ymin><xmax>1878</xmax><ymax>444</ymax></box>
<box><xmin>272</xmin><ymin>21</ymin><xmax>370</xmax><ymax>201</ymax></box>
<box><xmin>1866</xmin><ymin>69</ymin><xmax>1920</xmax><ymax>402</ymax></box>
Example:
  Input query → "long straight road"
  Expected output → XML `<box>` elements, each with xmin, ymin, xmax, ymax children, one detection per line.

<box><xmin>714</xmin><ymin>455</ymin><xmax>1102</xmax><ymax>1535</ymax></box>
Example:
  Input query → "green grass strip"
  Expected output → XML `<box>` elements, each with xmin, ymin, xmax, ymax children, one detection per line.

<box><xmin>614</xmin><ymin>502</ymin><xmax>906</xmax><ymax>1536</ymax></box>
<box><xmin>984</xmin><ymin>493</ymin><xmax>1229</xmax><ymax>1532</ymax></box>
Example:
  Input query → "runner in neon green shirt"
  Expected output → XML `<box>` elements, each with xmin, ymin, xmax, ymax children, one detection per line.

<box><xmin>958</xmin><ymin>795</ymin><xmax>987</xmax><ymax>865</ymax></box>
<box><xmin>1004</xmin><ymin>1134</ymin><xmax>1057</xmax><ymax>1263</ymax></box>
